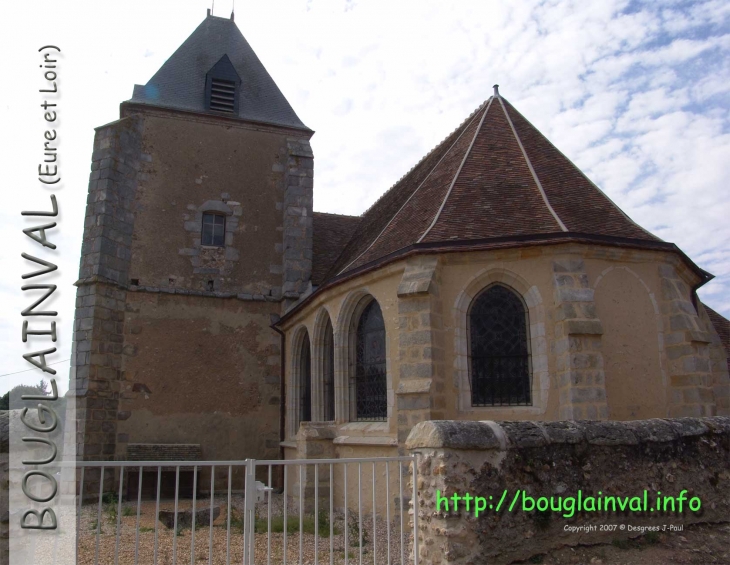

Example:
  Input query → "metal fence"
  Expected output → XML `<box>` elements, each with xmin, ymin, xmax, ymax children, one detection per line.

<box><xmin>75</xmin><ymin>456</ymin><xmax>418</xmax><ymax>565</ymax></box>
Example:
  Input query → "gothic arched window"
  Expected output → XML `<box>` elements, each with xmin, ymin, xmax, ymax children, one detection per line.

<box><xmin>298</xmin><ymin>332</ymin><xmax>312</xmax><ymax>424</ymax></box>
<box><xmin>322</xmin><ymin>317</ymin><xmax>335</xmax><ymax>421</ymax></box>
<box><xmin>469</xmin><ymin>284</ymin><xmax>531</xmax><ymax>406</ymax></box>
<box><xmin>354</xmin><ymin>300</ymin><xmax>387</xmax><ymax>421</ymax></box>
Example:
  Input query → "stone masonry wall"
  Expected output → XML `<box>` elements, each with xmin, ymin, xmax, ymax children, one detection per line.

<box><xmin>658</xmin><ymin>264</ymin><xmax>715</xmax><ymax>417</ymax></box>
<box><xmin>293</xmin><ymin>422</ymin><xmax>337</xmax><ymax>512</ymax></box>
<box><xmin>71</xmin><ymin>117</ymin><xmax>143</xmax><ymax>494</ymax></box>
<box><xmin>396</xmin><ymin>256</ymin><xmax>446</xmax><ymax>448</ymax></box>
<box><xmin>283</xmin><ymin>138</ymin><xmax>314</xmax><ymax>305</ymax></box>
<box><xmin>406</xmin><ymin>417</ymin><xmax>730</xmax><ymax>565</ymax></box>
<box><xmin>72</xmin><ymin>112</ymin><xmax>314</xmax><ymax>486</ymax></box>
<box><xmin>552</xmin><ymin>258</ymin><xmax>609</xmax><ymax>420</ymax></box>
<box><xmin>698</xmin><ymin>303</ymin><xmax>730</xmax><ymax>416</ymax></box>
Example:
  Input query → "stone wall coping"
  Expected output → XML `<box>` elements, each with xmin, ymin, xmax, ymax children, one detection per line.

<box><xmin>333</xmin><ymin>435</ymin><xmax>398</xmax><ymax>447</ymax></box>
<box><xmin>405</xmin><ymin>417</ymin><xmax>730</xmax><ymax>451</ymax></box>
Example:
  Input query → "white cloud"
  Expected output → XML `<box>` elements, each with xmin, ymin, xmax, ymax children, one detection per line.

<box><xmin>0</xmin><ymin>0</ymin><xmax>728</xmax><ymax>393</ymax></box>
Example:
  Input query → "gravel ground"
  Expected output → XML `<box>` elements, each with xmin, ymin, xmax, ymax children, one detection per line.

<box><xmin>75</xmin><ymin>492</ymin><xmax>414</xmax><ymax>564</ymax></box>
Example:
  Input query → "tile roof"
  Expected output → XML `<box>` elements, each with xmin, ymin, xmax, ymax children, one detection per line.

<box><xmin>705</xmin><ymin>304</ymin><xmax>730</xmax><ymax>360</ymax></box>
<box><xmin>128</xmin><ymin>15</ymin><xmax>310</xmax><ymax>132</ymax></box>
<box><xmin>312</xmin><ymin>212</ymin><xmax>361</xmax><ymax>286</ymax></box>
<box><xmin>321</xmin><ymin>90</ymin><xmax>660</xmax><ymax>282</ymax></box>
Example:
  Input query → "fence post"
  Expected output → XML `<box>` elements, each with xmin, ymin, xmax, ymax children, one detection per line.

<box><xmin>412</xmin><ymin>453</ymin><xmax>419</xmax><ymax>565</ymax></box>
<box><xmin>244</xmin><ymin>459</ymin><xmax>256</xmax><ymax>565</ymax></box>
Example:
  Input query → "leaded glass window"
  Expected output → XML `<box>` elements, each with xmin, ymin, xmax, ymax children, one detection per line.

<box><xmin>322</xmin><ymin>318</ymin><xmax>335</xmax><ymax>421</ymax></box>
<box><xmin>201</xmin><ymin>213</ymin><xmax>225</xmax><ymax>247</ymax></box>
<box><xmin>355</xmin><ymin>300</ymin><xmax>387</xmax><ymax>420</ymax></box>
<box><xmin>469</xmin><ymin>284</ymin><xmax>531</xmax><ymax>406</ymax></box>
<box><xmin>299</xmin><ymin>333</ymin><xmax>312</xmax><ymax>424</ymax></box>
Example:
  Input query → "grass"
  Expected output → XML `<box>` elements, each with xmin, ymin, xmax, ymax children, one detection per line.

<box><xmin>101</xmin><ymin>493</ymin><xmax>118</xmax><ymax>505</ymax></box>
<box><xmin>252</xmin><ymin>513</ymin><xmax>338</xmax><ymax>537</ymax></box>
<box><xmin>104</xmin><ymin>504</ymin><xmax>117</xmax><ymax>523</ymax></box>
<box><xmin>139</xmin><ymin>526</ymin><xmax>154</xmax><ymax>533</ymax></box>
<box><xmin>347</xmin><ymin>513</ymin><xmax>368</xmax><ymax>547</ymax></box>
<box><xmin>122</xmin><ymin>506</ymin><xmax>136</xmax><ymax>517</ymax></box>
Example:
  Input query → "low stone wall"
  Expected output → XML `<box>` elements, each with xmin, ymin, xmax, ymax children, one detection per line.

<box><xmin>406</xmin><ymin>417</ymin><xmax>730</xmax><ymax>565</ymax></box>
<box><xmin>1</xmin><ymin>412</ymin><xmax>8</xmax><ymax>565</ymax></box>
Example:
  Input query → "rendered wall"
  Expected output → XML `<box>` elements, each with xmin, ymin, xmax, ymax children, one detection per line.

<box><xmin>117</xmin><ymin>292</ymin><xmax>282</xmax><ymax>467</ymax></box>
<box><xmin>282</xmin><ymin>243</ymin><xmax>719</xmax><ymax>461</ymax></box>
<box><xmin>594</xmin><ymin>266</ymin><xmax>666</xmax><ymax>419</ymax></box>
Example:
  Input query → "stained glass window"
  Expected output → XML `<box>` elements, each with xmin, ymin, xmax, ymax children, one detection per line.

<box><xmin>355</xmin><ymin>300</ymin><xmax>387</xmax><ymax>420</ymax></box>
<box><xmin>469</xmin><ymin>285</ymin><xmax>531</xmax><ymax>406</ymax></box>
<box><xmin>322</xmin><ymin>318</ymin><xmax>335</xmax><ymax>421</ymax></box>
<box><xmin>299</xmin><ymin>332</ymin><xmax>312</xmax><ymax>424</ymax></box>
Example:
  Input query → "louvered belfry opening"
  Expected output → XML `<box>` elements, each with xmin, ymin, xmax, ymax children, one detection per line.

<box><xmin>469</xmin><ymin>284</ymin><xmax>532</xmax><ymax>406</ymax></box>
<box><xmin>204</xmin><ymin>54</ymin><xmax>241</xmax><ymax>115</ymax></box>
<box><xmin>209</xmin><ymin>78</ymin><xmax>236</xmax><ymax>112</ymax></box>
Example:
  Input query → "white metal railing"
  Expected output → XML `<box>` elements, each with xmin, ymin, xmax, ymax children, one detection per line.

<box><xmin>75</xmin><ymin>456</ymin><xmax>418</xmax><ymax>565</ymax></box>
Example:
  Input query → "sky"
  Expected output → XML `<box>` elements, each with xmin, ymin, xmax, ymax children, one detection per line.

<box><xmin>0</xmin><ymin>0</ymin><xmax>728</xmax><ymax>394</ymax></box>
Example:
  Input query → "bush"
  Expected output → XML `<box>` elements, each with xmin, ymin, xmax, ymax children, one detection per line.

<box><xmin>348</xmin><ymin>513</ymin><xmax>368</xmax><ymax>547</ymax></box>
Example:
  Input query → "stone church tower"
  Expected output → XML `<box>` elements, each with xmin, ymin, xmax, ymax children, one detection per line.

<box><xmin>72</xmin><ymin>13</ymin><xmax>312</xmax><ymax>465</ymax></box>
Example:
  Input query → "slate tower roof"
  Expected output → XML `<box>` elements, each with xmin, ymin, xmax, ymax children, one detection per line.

<box><xmin>128</xmin><ymin>14</ymin><xmax>310</xmax><ymax>132</ymax></box>
<box><xmin>317</xmin><ymin>86</ymin><xmax>681</xmax><ymax>284</ymax></box>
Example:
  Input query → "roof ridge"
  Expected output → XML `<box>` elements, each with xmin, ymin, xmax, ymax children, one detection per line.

<box><xmin>359</xmin><ymin>100</ymin><xmax>488</xmax><ymax>217</ymax></box>
<box><xmin>497</xmin><ymin>94</ymin><xmax>567</xmax><ymax>232</ymax></box>
<box><xmin>418</xmin><ymin>97</ymin><xmax>494</xmax><ymax>243</ymax></box>
<box><xmin>336</xmin><ymin>99</ymin><xmax>489</xmax><ymax>276</ymax></box>
<box><xmin>500</xmin><ymin>98</ymin><xmax>659</xmax><ymax>241</ymax></box>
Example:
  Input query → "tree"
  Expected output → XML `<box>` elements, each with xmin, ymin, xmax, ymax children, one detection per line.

<box><xmin>0</xmin><ymin>380</ymin><xmax>51</xmax><ymax>409</ymax></box>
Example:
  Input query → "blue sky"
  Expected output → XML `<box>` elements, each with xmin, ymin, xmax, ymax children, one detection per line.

<box><xmin>1</xmin><ymin>0</ymin><xmax>728</xmax><ymax>393</ymax></box>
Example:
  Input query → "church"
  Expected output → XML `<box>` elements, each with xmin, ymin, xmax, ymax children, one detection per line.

<box><xmin>71</xmin><ymin>12</ymin><xmax>730</xmax><ymax>472</ymax></box>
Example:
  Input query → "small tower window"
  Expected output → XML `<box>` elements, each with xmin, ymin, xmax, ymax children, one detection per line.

<box><xmin>204</xmin><ymin>55</ymin><xmax>241</xmax><ymax>114</ymax></box>
<box><xmin>201</xmin><ymin>213</ymin><xmax>225</xmax><ymax>247</ymax></box>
